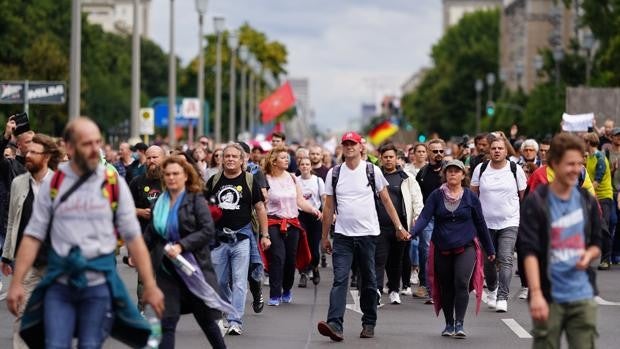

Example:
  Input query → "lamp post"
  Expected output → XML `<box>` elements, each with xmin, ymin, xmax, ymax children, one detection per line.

<box><xmin>583</xmin><ymin>33</ymin><xmax>594</xmax><ymax>86</ymax></box>
<box><xmin>195</xmin><ymin>0</ymin><xmax>208</xmax><ymax>137</ymax></box>
<box><xmin>553</xmin><ymin>47</ymin><xmax>564</xmax><ymax>97</ymax></box>
<box><xmin>168</xmin><ymin>0</ymin><xmax>177</xmax><ymax>146</ymax></box>
<box><xmin>228</xmin><ymin>31</ymin><xmax>239</xmax><ymax>142</ymax></box>
<box><xmin>238</xmin><ymin>45</ymin><xmax>249</xmax><ymax>135</ymax></box>
<box><xmin>130</xmin><ymin>0</ymin><xmax>141</xmax><ymax>139</ymax></box>
<box><xmin>247</xmin><ymin>55</ymin><xmax>255</xmax><ymax>136</ymax></box>
<box><xmin>213</xmin><ymin>16</ymin><xmax>225</xmax><ymax>145</ymax></box>
<box><xmin>69</xmin><ymin>0</ymin><xmax>82</xmax><ymax>120</ymax></box>
<box><xmin>486</xmin><ymin>73</ymin><xmax>496</xmax><ymax>103</ymax></box>
<box><xmin>475</xmin><ymin>78</ymin><xmax>484</xmax><ymax>134</ymax></box>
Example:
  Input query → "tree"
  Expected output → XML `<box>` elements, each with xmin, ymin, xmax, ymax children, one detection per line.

<box><xmin>402</xmin><ymin>10</ymin><xmax>500</xmax><ymax>136</ymax></box>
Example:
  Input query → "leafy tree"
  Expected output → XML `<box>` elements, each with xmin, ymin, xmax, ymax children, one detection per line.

<box><xmin>402</xmin><ymin>10</ymin><xmax>500</xmax><ymax>137</ymax></box>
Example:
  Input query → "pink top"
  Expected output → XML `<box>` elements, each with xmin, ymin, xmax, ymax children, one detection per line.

<box><xmin>266</xmin><ymin>173</ymin><xmax>300</xmax><ymax>218</ymax></box>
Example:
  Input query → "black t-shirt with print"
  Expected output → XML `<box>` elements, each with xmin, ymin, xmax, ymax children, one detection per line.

<box><xmin>129</xmin><ymin>174</ymin><xmax>163</xmax><ymax>232</ymax></box>
<box><xmin>206</xmin><ymin>172</ymin><xmax>264</xmax><ymax>230</ymax></box>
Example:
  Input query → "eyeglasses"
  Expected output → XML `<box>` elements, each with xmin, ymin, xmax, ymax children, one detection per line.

<box><xmin>200</xmin><ymin>141</ymin><xmax>208</xmax><ymax>145</ymax></box>
<box><xmin>431</xmin><ymin>149</ymin><xmax>445</xmax><ymax>154</ymax></box>
<box><xmin>26</xmin><ymin>150</ymin><xmax>47</xmax><ymax>156</ymax></box>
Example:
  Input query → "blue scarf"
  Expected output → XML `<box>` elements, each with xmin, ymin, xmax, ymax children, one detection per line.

<box><xmin>153</xmin><ymin>190</ymin><xmax>185</xmax><ymax>241</ymax></box>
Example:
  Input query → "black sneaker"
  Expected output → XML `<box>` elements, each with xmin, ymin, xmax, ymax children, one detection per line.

<box><xmin>318</xmin><ymin>321</ymin><xmax>344</xmax><ymax>342</ymax></box>
<box><xmin>360</xmin><ymin>324</ymin><xmax>375</xmax><ymax>338</ymax></box>
<box><xmin>298</xmin><ymin>273</ymin><xmax>308</xmax><ymax>288</ymax></box>
<box><xmin>312</xmin><ymin>268</ymin><xmax>320</xmax><ymax>285</ymax></box>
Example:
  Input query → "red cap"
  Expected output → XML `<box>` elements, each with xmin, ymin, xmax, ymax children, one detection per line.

<box><xmin>341</xmin><ymin>131</ymin><xmax>363</xmax><ymax>144</ymax></box>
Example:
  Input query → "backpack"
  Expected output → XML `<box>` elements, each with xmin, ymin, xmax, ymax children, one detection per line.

<box><xmin>331</xmin><ymin>162</ymin><xmax>379</xmax><ymax>213</ymax></box>
<box><xmin>209</xmin><ymin>171</ymin><xmax>259</xmax><ymax>234</ymax></box>
<box><xmin>477</xmin><ymin>160</ymin><xmax>519</xmax><ymax>192</ymax></box>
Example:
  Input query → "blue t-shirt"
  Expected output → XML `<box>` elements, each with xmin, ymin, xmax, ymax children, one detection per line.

<box><xmin>548</xmin><ymin>187</ymin><xmax>593</xmax><ymax>303</ymax></box>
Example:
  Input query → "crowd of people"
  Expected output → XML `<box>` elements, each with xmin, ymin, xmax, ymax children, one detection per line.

<box><xmin>0</xmin><ymin>114</ymin><xmax>616</xmax><ymax>348</ymax></box>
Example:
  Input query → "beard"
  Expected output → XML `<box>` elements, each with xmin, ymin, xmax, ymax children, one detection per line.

<box><xmin>25</xmin><ymin>160</ymin><xmax>42</xmax><ymax>174</ymax></box>
<box><xmin>74</xmin><ymin>148</ymin><xmax>99</xmax><ymax>174</ymax></box>
<box><xmin>146</xmin><ymin>165</ymin><xmax>161</xmax><ymax>180</ymax></box>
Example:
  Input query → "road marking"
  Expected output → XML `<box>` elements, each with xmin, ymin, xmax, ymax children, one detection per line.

<box><xmin>346</xmin><ymin>290</ymin><xmax>363</xmax><ymax>314</ymax></box>
<box><xmin>502</xmin><ymin>318</ymin><xmax>532</xmax><ymax>339</ymax></box>
<box><xmin>594</xmin><ymin>296</ymin><xmax>620</xmax><ymax>306</ymax></box>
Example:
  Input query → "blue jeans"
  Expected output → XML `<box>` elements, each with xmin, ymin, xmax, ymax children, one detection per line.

<box><xmin>211</xmin><ymin>234</ymin><xmax>250</xmax><ymax>325</ymax></box>
<box><xmin>410</xmin><ymin>236</ymin><xmax>419</xmax><ymax>266</ymax></box>
<box><xmin>418</xmin><ymin>218</ymin><xmax>434</xmax><ymax>290</ymax></box>
<box><xmin>44</xmin><ymin>282</ymin><xmax>113</xmax><ymax>349</ymax></box>
<box><xmin>326</xmin><ymin>234</ymin><xmax>377</xmax><ymax>331</ymax></box>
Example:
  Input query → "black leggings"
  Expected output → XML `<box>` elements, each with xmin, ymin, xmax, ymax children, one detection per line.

<box><xmin>267</xmin><ymin>224</ymin><xmax>300</xmax><ymax>298</ymax></box>
<box><xmin>299</xmin><ymin>211</ymin><xmax>322</xmax><ymax>270</ymax></box>
<box><xmin>435</xmin><ymin>245</ymin><xmax>476</xmax><ymax>324</ymax></box>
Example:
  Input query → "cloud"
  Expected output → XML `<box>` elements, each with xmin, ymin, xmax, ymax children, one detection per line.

<box><xmin>149</xmin><ymin>0</ymin><xmax>442</xmax><ymax>132</ymax></box>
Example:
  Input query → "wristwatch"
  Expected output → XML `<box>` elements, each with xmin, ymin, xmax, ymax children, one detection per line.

<box><xmin>397</xmin><ymin>225</ymin><xmax>404</xmax><ymax>231</ymax></box>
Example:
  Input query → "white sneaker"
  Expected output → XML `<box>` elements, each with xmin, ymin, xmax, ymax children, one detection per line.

<box><xmin>227</xmin><ymin>324</ymin><xmax>243</xmax><ymax>335</ymax></box>
<box><xmin>400</xmin><ymin>287</ymin><xmax>413</xmax><ymax>296</ymax></box>
<box><xmin>486</xmin><ymin>289</ymin><xmax>497</xmax><ymax>309</ymax></box>
<box><xmin>518</xmin><ymin>287</ymin><xmax>529</xmax><ymax>300</ymax></box>
<box><xmin>217</xmin><ymin>320</ymin><xmax>228</xmax><ymax>337</ymax></box>
<box><xmin>411</xmin><ymin>269</ymin><xmax>419</xmax><ymax>285</ymax></box>
<box><xmin>496</xmin><ymin>299</ymin><xmax>508</xmax><ymax>313</ymax></box>
<box><xmin>376</xmin><ymin>289</ymin><xmax>384</xmax><ymax>308</ymax></box>
<box><xmin>389</xmin><ymin>291</ymin><xmax>402</xmax><ymax>304</ymax></box>
<box><xmin>382</xmin><ymin>286</ymin><xmax>389</xmax><ymax>294</ymax></box>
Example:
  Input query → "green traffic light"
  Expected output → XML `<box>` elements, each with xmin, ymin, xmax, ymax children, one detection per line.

<box><xmin>486</xmin><ymin>101</ymin><xmax>495</xmax><ymax>117</ymax></box>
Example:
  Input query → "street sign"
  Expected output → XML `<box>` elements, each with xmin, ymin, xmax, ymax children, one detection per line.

<box><xmin>181</xmin><ymin>98</ymin><xmax>200</xmax><ymax>119</ymax></box>
<box><xmin>0</xmin><ymin>81</ymin><xmax>66</xmax><ymax>104</ymax></box>
<box><xmin>139</xmin><ymin>108</ymin><xmax>155</xmax><ymax>135</ymax></box>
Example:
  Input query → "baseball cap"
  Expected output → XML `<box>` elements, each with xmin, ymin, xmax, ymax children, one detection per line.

<box><xmin>131</xmin><ymin>142</ymin><xmax>149</xmax><ymax>152</ymax></box>
<box><xmin>341</xmin><ymin>131</ymin><xmax>363</xmax><ymax>144</ymax></box>
<box><xmin>612</xmin><ymin>127</ymin><xmax>620</xmax><ymax>136</ymax></box>
<box><xmin>443</xmin><ymin>159</ymin><xmax>466</xmax><ymax>172</ymax></box>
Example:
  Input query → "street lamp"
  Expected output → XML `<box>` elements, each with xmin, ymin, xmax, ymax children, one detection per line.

<box><xmin>168</xmin><ymin>0</ymin><xmax>177</xmax><ymax>146</ymax></box>
<box><xmin>238</xmin><ymin>45</ymin><xmax>249</xmax><ymax>134</ymax></box>
<box><xmin>249</xmin><ymin>57</ymin><xmax>261</xmax><ymax>136</ymax></box>
<box><xmin>515</xmin><ymin>62</ymin><xmax>524</xmax><ymax>89</ymax></box>
<box><xmin>228</xmin><ymin>31</ymin><xmax>239</xmax><ymax>142</ymax></box>
<box><xmin>69</xmin><ymin>0</ymin><xmax>82</xmax><ymax>120</ymax></box>
<box><xmin>475</xmin><ymin>78</ymin><xmax>484</xmax><ymax>134</ymax></box>
<box><xmin>130</xmin><ymin>0</ymin><xmax>141</xmax><ymax>139</ymax></box>
<box><xmin>213</xmin><ymin>16</ymin><xmax>225</xmax><ymax>145</ymax></box>
<box><xmin>486</xmin><ymin>73</ymin><xmax>496</xmax><ymax>103</ymax></box>
<box><xmin>247</xmin><ymin>53</ymin><xmax>255</xmax><ymax>136</ymax></box>
<box><xmin>553</xmin><ymin>47</ymin><xmax>564</xmax><ymax>94</ymax></box>
<box><xmin>195</xmin><ymin>0</ymin><xmax>208</xmax><ymax>137</ymax></box>
<box><xmin>583</xmin><ymin>32</ymin><xmax>594</xmax><ymax>86</ymax></box>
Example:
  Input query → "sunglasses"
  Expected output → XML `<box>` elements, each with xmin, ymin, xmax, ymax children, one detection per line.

<box><xmin>431</xmin><ymin>149</ymin><xmax>445</xmax><ymax>154</ymax></box>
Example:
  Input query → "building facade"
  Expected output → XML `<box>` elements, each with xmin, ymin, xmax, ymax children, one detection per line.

<box><xmin>82</xmin><ymin>0</ymin><xmax>151</xmax><ymax>37</ymax></box>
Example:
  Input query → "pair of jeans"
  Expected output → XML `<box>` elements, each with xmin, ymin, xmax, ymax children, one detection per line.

<box><xmin>326</xmin><ymin>233</ymin><xmax>377</xmax><ymax>331</ymax></box>
<box><xmin>434</xmin><ymin>244</ymin><xmax>476</xmax><ymax>324</ymax></box>
<box><xmin>375</xmin><ymin>226</ymin><xmax>405</xmax><ymax>293</ymax></box>
<box><xmin>211</xmin><ymin>231</ymin><xmax>251</xmax><ymax>325</ymax></box>
<box><xmin>44</xmin><ymin>282</ymin><xmax>113</xmax><ymax>349</ymax></box>
<box><xmin>267</xmin><ymin>224</ymin><xmax>300</xmax><ymax>298</ymax></box>
<box><xmin>532</xmin><ymin>299</ymin><xmax>598</xmax><ymax>349</ymax></box>
<box><xmin>483</xmin><ymin>226</ymin><xmax>517</xmax><ymax>300</ymax></box>
<box><xmin>410</xmin><ymin>236</ymin><xmax>419</xmax><ymax>266</ymax></box>
<box><xmin>418</xmin><ymin>218</ymin><xmax>434</xmax><ymax>290</ymax></box>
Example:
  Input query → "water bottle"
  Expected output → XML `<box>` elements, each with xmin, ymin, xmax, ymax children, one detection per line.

<box><xmin>144</xmin><ymin>305</ymin><xmax>161</xmax><ymax>349</ymax></box>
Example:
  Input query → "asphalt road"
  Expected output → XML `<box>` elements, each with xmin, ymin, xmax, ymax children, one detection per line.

<box><xmin>0</xmin><ymin>258</ymin><xmax>619</xmax><ymax>348</ymax></box>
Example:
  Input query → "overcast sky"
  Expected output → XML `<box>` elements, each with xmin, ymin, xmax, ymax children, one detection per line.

<box><xmin>149</xmin><ymin>0</ymin><xmax>442</xmax><ymax>131</ymax></box>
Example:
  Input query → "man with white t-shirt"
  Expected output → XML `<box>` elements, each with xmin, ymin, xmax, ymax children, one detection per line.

<box><xmin>317</xmin><ymin>131</ymin><xmax>409</xmax><ymax>342</ymax></box>
<box><xmin>471</xmin><ymin>137</ymin><xmax>527</xmax><ymax>313</ymax></box>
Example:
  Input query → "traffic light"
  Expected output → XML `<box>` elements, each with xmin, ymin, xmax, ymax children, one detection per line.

<box><xmin>418</xmin><ymin>134</ymin><xmax>426</xmax><ymax>143</ymax></box>
<box><xmin>486</xmin><ymin>101</ymin><xmax>496</xmax><ymax>117</ymax></box>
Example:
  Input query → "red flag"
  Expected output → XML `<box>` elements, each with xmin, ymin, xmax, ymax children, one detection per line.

<box><xmin>260</xmin><ymin>82</ymin><xmax>296</xmax><ymax>123</ymax></box>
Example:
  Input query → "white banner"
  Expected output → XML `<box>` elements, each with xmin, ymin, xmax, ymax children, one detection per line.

<box><xmin>562</xmin><ymin>113</ymin><xmax>594</xmax><ymax>132</ymax></box>
<box><xmin>181</xmin><ymin>98</ymin><xmax>200</xmax><ymax>119</ymax></box>
<box><xmin>139</xmin><ymin>108</ymin><xmax>155</xmax><ymax>135</ymax></box>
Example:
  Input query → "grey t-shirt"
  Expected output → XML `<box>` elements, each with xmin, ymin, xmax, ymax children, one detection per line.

<box><xmin>26</xmin><ymin>162</ymin><xmax>141</xmax><ymax>284</ymax></box>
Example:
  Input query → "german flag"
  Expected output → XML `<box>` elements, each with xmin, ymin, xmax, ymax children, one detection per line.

<box><xmin>368</xmin><ymin>120</ymin><xmax>399</xmax><ymax>146</ymax></box>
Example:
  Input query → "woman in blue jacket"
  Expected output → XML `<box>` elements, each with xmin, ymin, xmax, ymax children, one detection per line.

<box><xmin>413</xmin><ymin>160</ymin><xmax>495</xmax><ymax>338</ymax></box>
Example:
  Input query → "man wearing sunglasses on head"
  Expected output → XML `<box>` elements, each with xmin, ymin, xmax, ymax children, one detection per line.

<box><xmin>414</xmin><ymin>139</ymin><xmax>447</xmax><ymax>301</ymax></box>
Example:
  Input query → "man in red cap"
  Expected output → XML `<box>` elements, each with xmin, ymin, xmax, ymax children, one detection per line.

<box><xmin>317</xmin><ymin>131</ymin><xmax>410</xmax><ymax>341</ymax></box>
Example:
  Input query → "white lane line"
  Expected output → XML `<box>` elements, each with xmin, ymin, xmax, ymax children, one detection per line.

<box><xmin>346</xmin><ymin>290</ymin><xmax>363</xmax><ymax>314</ymax></box>
<box><xmin>594</xmin><ymin>296</ymin><xmax>620</xmax><ymax>306</ymax></box>
<box><xmin>502</xmin><ymin>318</ymin><xmax>532</xmax><ymax>339</ymax></box>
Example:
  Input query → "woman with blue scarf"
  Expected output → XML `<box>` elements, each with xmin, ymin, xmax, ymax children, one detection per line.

<box><xmin>145</xmin><ymin>156</ymin><xmax>234</xmax><ymax>349</ymax></box>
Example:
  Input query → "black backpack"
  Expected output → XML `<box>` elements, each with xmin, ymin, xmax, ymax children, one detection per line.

<box><xmin>331</xmin><ymin>162</ymin><xmax>378</xmax><ymax>213</ymax></box>
<box><xmin>477</xmin><ymin>160</ymin><xmax>519</xmax><ymax>189</ymax></box>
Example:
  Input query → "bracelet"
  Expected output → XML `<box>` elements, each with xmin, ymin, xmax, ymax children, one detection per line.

<box><xmin>261</xmin><ymin>235</ymin><xmax>270</xmax><ymax>239</ymax></box>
